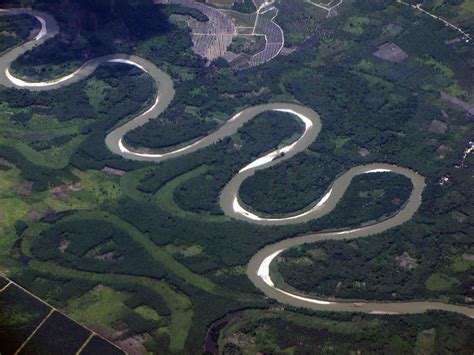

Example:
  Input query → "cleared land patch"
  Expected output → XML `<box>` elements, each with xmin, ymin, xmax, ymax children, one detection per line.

<box><xmin>373</xmin><ymin>42</ymin><xmax>408</xmax><ymax>63</ymax></box>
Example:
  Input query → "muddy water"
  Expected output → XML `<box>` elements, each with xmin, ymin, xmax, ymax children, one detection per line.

<box><xmin>1</xmin><ymin>8</ymin><xmax>472</xmax><ymax>318</ymax></box>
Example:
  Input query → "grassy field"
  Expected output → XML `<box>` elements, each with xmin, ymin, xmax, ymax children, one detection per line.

<box><xmin>206</xmin><ymin>0</ymin><xmax>235</xmax><ymax>8</ymax></box>
<box><xmin>27</xmin><ymin>260</ymin><xmax>192</xmax><ymax>352</ymax></box>
<box><xmin>120</xmin><ymin>166</ymin><xmax>156</xmax><ymax>202</ymax></box>
<box><xmin>85</xmin><ymin>78</ymin><xmax>111</xmax><ymax>112</ymax></box>
<box><xmin>425</xmin><ymin>273</ymin><xmax>460</xmax><ymax>292</ymax></box>
<box><xmin>0</xmin><ymin>136</ymin><xmax>85</xmax><ymax>169</ymax></box>
<box><xmin>66</xmin><ymin>285</ymin><xmax>130</xmax><ymax>329</ymax></box>
<box><xmin>343</xmin><ymin>16</ymin><xmax>370</xmax><ymax>35</ymax></box>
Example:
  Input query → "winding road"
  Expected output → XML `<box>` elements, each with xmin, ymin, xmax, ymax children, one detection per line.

<box><xmin>1</xmin><ymin>8</ymin><xmax>473</xmax><ymax>319</ymax></box>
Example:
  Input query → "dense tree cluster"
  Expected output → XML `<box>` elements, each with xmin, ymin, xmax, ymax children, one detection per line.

<box><xmin>0</xmin><ymin>0</ymin><xmax>473</xmax><ymax>353</ymax></box>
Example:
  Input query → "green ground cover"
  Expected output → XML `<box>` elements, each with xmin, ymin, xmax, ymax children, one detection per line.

<box><xmin>0</xmin><ymin>284</ymin><xmax>50</xmax><ymax>354</ymax></box>
<box><xmin>0</xmin><ymin>14</ymin><xmax>38</xmax><ymax>53</ymax></box>
<box><xmin>80</xmin><ymin>336</ymin><xmax>124</xmax><ymax>355</ymax></box>
<box><xmin>20</xmin><ymin>311</ymin><xmax>91</xmax><ymax>354</ymax></box>
<box><xmin>217</xmin><ymin>309</ymin><xmax>474</xmax><ymax>354</ymax></box>
<box><xmin>0</xmin><ymin>0</ymin><xmax>472</xmax><ymax>353</ymax></box>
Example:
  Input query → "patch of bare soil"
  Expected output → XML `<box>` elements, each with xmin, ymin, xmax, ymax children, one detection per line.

<box><xmin>228</xmin><ymin>53</ymin><xmax>251</xmax><ymax>68</ymax></box>
<box><xmin>221</xmin><ymin>51</ymin><xmax>240</xmax><ymax>62</ymax></box>
<box><xmin>428</xmin><ymin>119</ymin><xmax>448</xmax><ymax>134</ymax></box>
<box><xmin>462</xmin><ymin>253</ymin><xmax>474</xmax><ymax>261</ymax></box>
<box><xmin>57</xmin><ymin>239</ymin><xmax>71</xmax><ymax>253</ymax></box>
<box><xmin>436</xmin><ymin>144</ymin><xmax>451</xmax><ymax>159</ymax></box>
<box><xmin>395</xmin><ymin>252</ymin><xmax>417</xmax><ymax>270</ymax></box>
<box><xmin>102</xmin><ymin>166</ymin><xmax>126</xmax><ymax>176</ymax></box>
<box><xmin>157</xmin><ymin>0</ymin><xmax>236</xmax><ymax>62</ymax></box>
<box><xmin>94</xmin><ymin>251</ymin><xmax>123</xmax><ymax>263</ymax></box>
<box><xmin>25</xmin><ymin>208</ymin><xmax>50</xmax><ymax>222</ymax></box>
<box><xmin>373</xmin><ymin>42</ymin><xmax>408</xmax><ymax>63</ymax></box>
<box><xmin>441</xmin><ymin>92</ymin><xmax>474</xmax><ymax>115</ymax></box>
<box><xmin>0</xmin><ymin>158</ymin><xmax>15</xmax><ymax>168</ymax></box>
<box><xmin>19</xmin><ymin>181</ymin><xmax>33</xmax><ymax>197</ymax></box>
<box><xmin>116</xmin><ymin>334</ymin><xmax>150</xmax><ymax>355</ymax></box>
<box><xmin>89</xmin><ymin>322</ymin><xmax>148</xmax><ymax>355</ymax></box>
<box><xmin>445</xmin><ymin>37</ymin><xmax>463</xmax><ymax>45</ymax></box>
<box><xmin>88</xmin><ymin>324</ymin><xmax>115</xmax><ymax>339</ymax></box>
<box><xmin>50</xmin><ymin>182</ymin><xmax>82</xmax><ymax>199</ymax></box>
<box><xmin>224</xmin><ymin>332</ymin><xmax>255</xmax><ymax>348</ymax></box>
<box><xmin>391</xmin><ymin>197</ymin><xmax>401</xmax><ymax>206</ymax></box>
<box><xmin>358</xmin><ymin>147</ymin><xmax>369</xmax><ymax>157</ymax></box>
<box><xmin>280</xmin><ymin>47</ymin><xmax>297</xmax><ymax>56</ymax></box>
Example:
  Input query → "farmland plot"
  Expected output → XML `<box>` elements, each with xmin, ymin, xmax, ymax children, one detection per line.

<box><xmin>158</xmin><ymin>0</ymin><xmax>284</xmax><ymax>68</ymax></box>
<box><xmin>248</xmin><ymin>7</ymin><xmax>284</xmax><ymax>67</ymax></box>
<box><xmin>156</xmin><ymin>0</ymin><xmax>236</xmax><ymax>61</ymax></box>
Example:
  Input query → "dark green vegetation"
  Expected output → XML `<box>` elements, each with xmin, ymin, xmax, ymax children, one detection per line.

<box><xmin>124</xmin><ymin>109</ymin><xmax>217</xmax><ymax>150</ymax></box>
<box><xmin>0</xmin><ymin>277</ymin><xmax>124</xmax><ymax>354</ymax></box>
<box><xmin>20</xmin><ymin>311</ymin><xmax>90</xmax><ymax>354</ymax></box>
<box><xmin>241</xmin><ymin>167</ymin><xmax>412</xmax><ymax>216</ymax></box>
<box><xmin>217</xmin><ymin>309</ymin><xmax>474</xmax><ymax>354</ymax></box>
<box><xmin>0</xmin><ymin>0</ymin><xmax>473</xmax><ymax>353</ymax></box>
<box><xmin>81</xmin><ymin>336</ymin><xmax>125</xmax><ymax>355</ymax></box>
<box><xmin>0</xmin><ymin>62</ymin><xmax>154</xmax><ymax>183</ymax></box>
<box><xmin>0</xmin><ymin>14</ymin><xmax>38</xmax><ymax>53</ymax></box>
<box><xmin>31</xmin><ymin>219</ymin><xmax>166</xmax><ymax>276</ymax></box>
<box><xmin>231</xmin><ymin>0</ymin><xmax>256</xmax><ymax>14</ymax></box>
<box><xmin>8</xmin><ymin>0</ymin><xmax>203</xmax><ymax>79</ymax></box>
<box><xmin>0</xmin><ymin>284</ymin><xmax>50</xmax><ymax>354</ymax></box>
<box><xmin>275</xmin><ymin>163</ymin><xmax>474</xmax><ymax>302</ymax></box>
<box><xmin>407</xmin><ymin>0</ymin><xmax>474</xmax><ymax>31</ymax></box>
<box><xmin>174</xmin><ymin>111</ymin><xmax>304</xmax><ymax>214</ymax></box>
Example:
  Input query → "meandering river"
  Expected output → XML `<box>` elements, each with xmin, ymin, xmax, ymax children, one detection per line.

<box><xmin>1</xmin><ymin>8</ymin><xmax>472</xmax><ymax>318</ymax></box>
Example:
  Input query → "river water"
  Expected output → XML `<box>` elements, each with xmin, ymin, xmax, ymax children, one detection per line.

<box><xmin>1</xmin><ymin>8</ymin><xmax>472</xmax><ymax>318</ymax></box>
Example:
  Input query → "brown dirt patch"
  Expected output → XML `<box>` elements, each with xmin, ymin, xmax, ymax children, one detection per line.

<box><xmin>0</xmin><ymin>158</ymin><xmax>15</xmax><ymax>168</ymax></box>
<box><xmin>57</xmin><ymin>239</ymin><xmax>71</xmax><ymax>253</ymax></box>
<box><xmin>94</xmin><ymin>251</ymin><xmax>123</xmax><ymax>263</ymax></box>
<box><xmin>441</xmin><ymin>92</ymin><xmax>474</xmax><ymax>115</ymax></box>
<box><xmin>395</xmin><ymin>252</ymin><xmax>417</xmax><ymax>270</ymax></box>
<box><xmin>19</xmin><ymin>181</ymin><xmax>33</xmax><ymax>197</ymax></box>
<box><xmin>102</xmin><ymin>166</ymin><xmax>126</xmax><ymax>176</ymax></box>
<box><xmin>436</xmin><ymin>144</ymin><xmax>451</xmax><ymax>159</ymax></box>
<box><xmin>224</xmin><ymin>332</ymin><xmax>255</xmax><ymax>348</ymax></box>
<box><xmin>428</xmin><ymin>119</ymin><xmax>448</xmax><ymax>134</ymax></box>
<box><xmin>50</xmin><ymin>182</ymin><xmax>82</xmax><ymax>199</ymax></box>
<box><xmin>373</xmin><ymin>42</ymin><xmax>408</xmax><ymax>63</ymax></box>
<box><xmin>280</xmin><ymin>47</ymin><xmax>297</xmax><ymax>56</ymax></box>
<box><xmin>115</xmin><ymin>334</ymin><xmax>149</xmax><ymax>355</ymax></box>
<box><xmin>25</xmin><ymin>209</ymin><xmax>50</xmax><ymax>222</ymax></box>
<box><xmin>462</xmin><ymin>253</ymin><xmax>474</xmax><ymax>261</ymax></box>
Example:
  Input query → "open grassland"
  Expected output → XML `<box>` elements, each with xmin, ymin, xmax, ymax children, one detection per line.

<box><xmin>66</xmin><ymin>285</ymin><xmax>130</xmax><ymax>329</ymax></box>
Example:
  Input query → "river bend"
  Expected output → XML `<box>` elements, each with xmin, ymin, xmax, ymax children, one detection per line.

<box><xmin>1</xmin><ymin>8</ymin><xmax>472</xmax><ymax>318</ymax></box>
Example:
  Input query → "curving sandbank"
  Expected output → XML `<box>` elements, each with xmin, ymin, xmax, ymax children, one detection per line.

<box><xmin>1</xmin><ymin>8</ymin><xmax>473</xmax><ymax>318</ymax></box>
